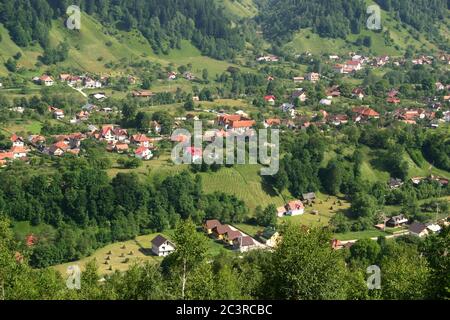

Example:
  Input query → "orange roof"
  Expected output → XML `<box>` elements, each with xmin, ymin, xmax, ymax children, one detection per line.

<box><xmin>115</xmin><ymin>143</ymin><xmax>129</xmax><ymax>151</ymax></box>
<box><xmin>218</xmin><ymin>114</ymin><xmax>241</xmax><ymax>123</ymax></box>
<box><xmin>0</xmin><ymin>152</ymin><xmax>14</xmax><ymax>160</ymax></box>
<box><xmin>266</xmin><ymin>118</ymin><xmax>281</xmax><ymax>126</ymax></box>
<box><xmin>287</xmin><ymin>200</ymin><xmax>304</xmax><ymax>211</ymax></box>
<box><xmin>352</xmin><ymin>107</ymin><xmax>379</xmax><ymax>117</ymax></box>
<box><xmin>10</xmin><ymin>134</ymin><xmax>23</xmax><ymax>142</ymax></box>
<box><xmin>132</xmin><ymin>134</ymin><xmax>151</xmax><ymax>143</ymax></box>
<box><xmin>135</xmin><ymin>146</ymin><xmax>149</xmax><ymax>155</ymax></box>
<box><xmin>230</xmin><ymin>120</ymin><xmax>255</xmax><ymax>129</ymax></box>
<box><xmin>10</xmin><ymin>146</ymin><xmax>28</xmax><ymax>154</ymax></box>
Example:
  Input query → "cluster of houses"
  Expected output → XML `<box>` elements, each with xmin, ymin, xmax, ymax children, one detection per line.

<box><xmin>89</xmin><ymin>125</ymin><xmax>155</xmax><ymax>160</ymax></box>
<box><xmin>203</xmin><ymin>219</ymin><xmax>263</xmax><ymax>253</ymax></box>
<box><xmin>0</xmin><ymin>134</ymin><xmax>30</xmax><ymax>166</ymax></box>
<box><xmin>33</xmin><ymin>73</ymin><xmax>105</xmax><ymax>88</ymax></box>
<box><xmin>376</xmin><ymin>214</ymin><xmax>444</xmax><ymax>238</ymax></box>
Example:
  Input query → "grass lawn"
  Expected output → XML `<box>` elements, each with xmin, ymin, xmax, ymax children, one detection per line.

<box><xmin>279</xmin><ymin>194</ymin><xmax>350</xmax><ymax>228</ymax></box>
<box><xmin>334</xmin><ymin>229</ymin><xmax>390</xmax><ymax>241</ymax></box>
<box><xmin>52</xmin><ymin>228</ymin><xmax>229</xmax><ymax>276</ymax></box>
<box><xmin>1</xmin><ymin>119</ymin><xmax>44</xmax><ymax>135</ymax></box>
<box><xmin>200</xmin><ymin>164</ymin><xmax>286</xmax><ymax>212</ymax></box>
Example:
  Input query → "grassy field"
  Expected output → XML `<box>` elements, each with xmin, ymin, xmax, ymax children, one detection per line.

<box><xmin>0</xmin><ymin>13</ymin><xmax>247</xmax><ymax>78</ymax></box>
<box><xmin>52</xmin><ymin>229</ymin><xmax>229</xmax><ymax>276</ymax></box>
<box><xmin>200</xmin><ymin>164</ymin><xmax>286</xmax><ymax>212</ymax></box>
<box><xmin>279</xmin><ymin>194</ymin><xmax>351</xmax><ymax>228</ymax></box>
<box><xmin>334</xmin><ymin>229</ymin><xmax>390</xmax><ymax>241</ymax></box>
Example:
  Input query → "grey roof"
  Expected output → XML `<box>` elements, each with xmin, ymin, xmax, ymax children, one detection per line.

<box><xmin>409</xmin><ymin>222</ymin><xmax>427</xmax><ymax>234</ymax></box>
<box><xmin>302</xmin><ymin>192</ymin><xmax>316</xmax><ymax>200</ymax></box>
<box><xmin>152</xmin><ymin>234</ymin><xmax>169</xmax><ymax>247</ymax></box>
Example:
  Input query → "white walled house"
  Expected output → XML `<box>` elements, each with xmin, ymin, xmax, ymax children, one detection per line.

<box><xmin>285</xmin><ymin>200</ymin><xmax>305</xmax><ymax>216</ymax></box>
<box><xmin>151</xmin><ymin>235</ymin><xmax>176</xmax><ymax>256</ymax></box>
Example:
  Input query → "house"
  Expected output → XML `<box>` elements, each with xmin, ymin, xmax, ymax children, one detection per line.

<box><xmin>183</xmin><ymin>146</ymin><xmax>202</xmax><ymax>162</ymax></box>
<box><xmin>285</xmin><ymin>200</ymin><xmax>304</xmax><ymax>216</ymax></box>
<box><xmin>345</xmin><ymin>60</ymin><xmax>362</xmax><ymax>72</ymax></box>
<box><xmin>259</xmin><ymin>228</ymin><xmax>281</xmax><ymax>248</ymax></box>
<box><xmin>426</xmin><ymin>223</ymin><xmax>442</xmax><ymax>234</ymax></box>
<box><xmin>183</xmin><ymin>72</ymin><xmax>195</xmax><ymax>81</ymax></box>
<box><xmin>134</xmin><ymin>146</ymin><xmax>153</xmax><ymax>160</ymax></box>
<box><xmin>305</xmin><ymin>72</ymin><xmax>320</xmax><ymax>83</ymax></box>
<box><xmin>217</xmin><ymin>114</ymin><xmax>242</xmax><ymax>127</ymax></box>
<box><xmin>150</xmin><ymin>121</ymin><xmax>162</xmax><ymax>135</ymax></box>
<box><xmin>352</xmin><ymin>107</ymin><xmax>380</xmax><ymax>122</ymax></box>
<box><xmin>302</xmin><ymin>192</ymin><xmax>316</xmax><ymax>203</ymax></box>
<box><xmin>352</xmin><ymin>88</ymin><xmax>365</xmax><ymax>100</ymax></box>
<box><xmin>132</xmin><ymin>90</ymin><xmax>154</xmax><ymax>98</ymax></box>
<box><xmin>264</xmin><ymin>95</ymin><xmax>276</xmax><ymax>105</ymax></box>
<box><xmin>388</xmin><ymin>178</ymin><xmax>404</xmax><ymax>190</ymax></box>
<box><xmin>39</xmin><ymin>75</ymin><xmax>54</xmax><ymax>86</ymax></box>
<box><xmin>48</xmin><ymin>145</ymin><xmax>65</xmax><ymax>157</ymax></box>
<box><xmin>257</xmin><ymin>55</ymin><xmax>279</xmax><ymax>63</ymax></box>
<box><xmin>151</xmin><ymin>235</ymin><xmax>176</xmax><ymax>256</ymax></box>
<box><xmin>229</xmin><ymin>120</ymin><xmax>256</xmax><ymax>134</ymax></box>
<box><xmin>48</xmin><ymin>106</ymin><xmax>65</xmax><ymax>119</ymax></box>
<box><xmin>386</xmin><ymin>214</ymin><xmax>409</xmax><ymax>227</ymax></box>
<box><xmin>264</xmin><ymin>118</ymin><xmax>281</xmax><ymax>128</ymax></box>
<box><xmin>280</xmin><ymin>103</ymin><xmax>295</xmax><ymax>113</ymax></box>
<box><xmin>374</xmin><ymin>55</ymin><xmax>389</xmax><ymax>67</ymax></box>
<box><xmin>92</xmin><ymin>93</ymin><xmax>107</xmax><ymax>101</ymax></box>
<box><xmin>224</xmin><ymin>230</ymin><xmax>242</xmax><ymax>246</ymax></box>
<box><xmin>320</xmin><ymin>98</ymin><xmax>332</xmax><ymax>106</ymax></box>
<box><xmin>435</xmin><ymin>82</ymin><xmax>445</xmax><ymax>91</ymax></box>
<box><xmin>213</xmin><ymin>224</ymin><xmax>232</xmax><ymax>240</ymax></box>
<box><xmin>131</xmin><ymin>134</ymin><xmax>152</xmax><ymax>148</ymax></box>
<box><xmin>76</xmin><ymin>110</ymin><xmax>90</xmax><ymax>121</ymax></box>
<box><xmin>10</xmin><ymin>146</ymin><xmax>28</xmax><ymax>159</ymax></box>
<box><xmin>387</xmin><ymin>97</ymin><xmax>401</xmax><ymax>104</ymax></box>
<box><xmin>233</xmin><ymin>236</ymin><xmax>257</xmax><ymax>253</ymax></box>
<box><xmin>0</xmin><ymin>152</ymin><xmax>14</xmax><ymax>166</ymax></box>
<box><xmin>28</xmin><ymin>135</ymin><xmax>46</xmax><ymax>146</ymax></box>
<box><xmin>203</xmin><ymin>219</ymin><xmax>221</xmax><ymax>234</ymax></box>
<box><xmin>167</xmin><ymin>72</ymin><xmax>177</xmax><ymax>80</ymax></box>
<box><xmin>326</xmin><ymin>86</ymin><xmax>341</xmax><ymax>97</ymax></box>
<box><xmin>10</xmin><ymin>134</ymin><xmax>24</xmax><ymax>147</ymax></box>
<box><xmin>409</xmin><ymin>222</ymin><xmax>429</xmax><ymax>238</ymax></box>
<box><xmin>114</xmin><ymin>143</ymin><xmax>129</xmax><ymax>154</ymax></box>
<box><xmin>292</xmin><ymin>89</ymin><xmax>307</xmax><ymax>102</ymax></box>
<box><xmin>83</xmin><ymin>77</ymin><xmax>102</xmax><ymax>88</ymax></box>
<box><xmin>277</xmin><ymin>206</ymin><xmax>287</xmax><ymax>217</ymax></box>
<box><xmin>329</xmin><ymin>114</ymin><xmax>349</xmax><ymax>126</ymax></box>
<box><xmin>293</xmin><ymin>76</ymin><xmax>304</xmax><ymax>83</ymax></box>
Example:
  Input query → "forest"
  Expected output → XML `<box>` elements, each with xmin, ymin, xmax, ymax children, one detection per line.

<box><xmin>0</xmin><ymin>0</ymin><xmax>245</xmax><ymax>59</ymax></box>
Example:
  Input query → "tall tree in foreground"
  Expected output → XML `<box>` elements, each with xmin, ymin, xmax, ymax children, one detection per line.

<box><xmin>261</xmin><ymin>225</ymin><xmax>348</xmax><ymax>299</ymax></box>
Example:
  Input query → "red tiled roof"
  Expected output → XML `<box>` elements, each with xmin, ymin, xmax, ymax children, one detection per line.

<box><xmin>230</xmin><ymin>120</ymin><xmax>255</xmax><ymax>129</ymax></box>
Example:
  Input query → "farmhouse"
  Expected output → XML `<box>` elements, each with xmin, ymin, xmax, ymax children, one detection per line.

<box><xmin>213</xmin><ymin>224</ymin><xmax>232</xmax><ymax>240</ymax></box>
<box><xmin>409</xmin><ymin>222</ymin><xmax>429</xmax><ymax>238</ymax></box>
<box><xmin>302</xmin><ymin>192</ymin><xmax>316</xmax><ymax>203</ymax></box>
<box><xmin>259</xmin><ymin>228</ymin><xmax>281</xmax><ymax>248</ymax></box>
<box><xmin>305</xmin><ymin>72</ymin><xmax>320</xmax><ymax>83</ymax></box>
<box><xmin>151</xmin><ymin>235</ymin><xmax>176</xmax><ymax>256</ymax></box>
<box><xmin>224</xmin><ymin>230</ymin><xmax>242</xmax><ymax>246</ymax></box>
<box><xmin>352</xmin><ymin>88</ymin><xmax>365</xmax><ymax>100</ymax></box>
<box><xmin>352</xmin><ymin>107</ymin><xmax>380</xmax><ymax>122</ymax></box>
<box><xmin>203</xmin><ymin>219</ymin><xmax>221</xmax><ymax>234</ymax></box>
<box><xmin>131</xmin><ymin>134</ymin><xmax>152</xmax><ymax>148</ymax></box>
<box><xmin>38</xmin><ymin>75</ymin><xmax>54</xmax><ymax>86</ymax></box>
<box><xmin>134</xmin><ymin>146</ymin><xmax>153</xmax><ymax>160</ymax></box>
<box><xmin>233</xmin><ymin>236</ymin><xmax>257</xmax><ymax>253</ymax></box>
<box><xmin>386</xmin><ymin>214</ymin><xmax>409</xmax><ymax>227</ymax></box>
<box><xmin>132</xmin><ymin>90</ymin><xmax>154</xmax><ymax>98</ymax></box>
<box><xmin>285</xmin><ymin>200</ymin><xmax>305</xmax><ymax>216</ymax></box>
<box><xmin>10</xmin><ymin>134</ymin><xmax>24</xmax><ymax>147</ymax></box>
<box><xmin>264</xmin><ymin>95</ymin><xmax>276</xmax><ymax>105</ymax></box>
